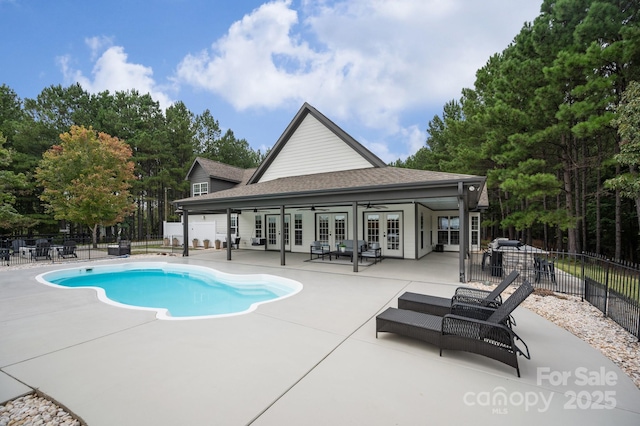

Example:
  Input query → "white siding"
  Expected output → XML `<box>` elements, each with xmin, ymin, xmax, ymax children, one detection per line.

<box><xmin>259</xmin><ymin>115</ymin><xmax>373</xmax><ymax>182</ymax></box>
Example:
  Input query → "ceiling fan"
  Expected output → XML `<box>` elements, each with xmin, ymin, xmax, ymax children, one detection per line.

<box><xmin>248</xmin><ymin>207</ymin><xmax>271</xmax><ymax>213</ymax></box>
<box><xmin>296</xmin><ymin>205</ymin><xmax>329</xmax><ymax>211</ymax></box>
<box><xmin>360</xmin><ymin>202</ymin><xmax>387</xmax><ymax>209</ymax></box>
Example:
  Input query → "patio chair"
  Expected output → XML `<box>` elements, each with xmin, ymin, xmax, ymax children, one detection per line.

<box><xmin>376</xmin><ymin>280</ymin><xmax>534</xmax><ymax>377</ymax></box>
<box><xmin>30</xmin><ymin>241</ymin><xmax>52</xmax><ymax>261</ymax></box>
<box><xmin>398</xmin><ymin>270</ymin><xmax>520</xmax><ymax>317</ymax></box>
<box><xmin>360</xmin><ymin>242</ymin><xmax>382</xmax><ymax>264</ymax></box>
<box><xmin>11</xmin><ymin>239</ymin><xmax>26</xmax><ymax>256</ymax></box>
<box><xmin>534</xmin><ymin>257</ymin><xmax>556</xmax><ymax>285</ymax></box>
<box><xmin>56</xmin><ymin>240</ymin><xmax>78</xmax><ymax>259</ymax></box>
<box><xmin>310</xmin><ymin>241</ymin><xmax>331</xmax><ymax>260</ymax></box>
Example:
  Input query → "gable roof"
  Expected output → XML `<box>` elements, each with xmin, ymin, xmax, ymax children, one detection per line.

<box><xmin>185</xmin><ymin>157</ymin><xmax>246</xmax><ymax>183</ymax></box>
<box><xmin>248</xmin><ymin>103</ymin><xmax>386</xmax><ymax>184</ymax></box>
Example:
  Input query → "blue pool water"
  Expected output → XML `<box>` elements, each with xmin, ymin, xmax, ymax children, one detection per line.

<box><xmin>36</xmin><ymin>262</ymin><xmax>302</xmax><ymax>320</ymax></box>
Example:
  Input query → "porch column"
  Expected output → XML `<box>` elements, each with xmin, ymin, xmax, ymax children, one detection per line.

<box><xmin>226</xmin><ymin>208</ymin><xmax>232</xmax><ymax>261</ymax></box>
<box><xmin>353</xmin><ymin>201</ymin><xmax>359</xmax><ymax>272</ymax></box>
<box><xmin>182</xmin><ymin>209</ymin><xmax>189</xmax><ymax>257</ymax></box>
<box><xmin>280</xmin><ymin>205</ymin><xmax>286</xmax><ymax>265</ymax></box>
<box><xmin>458</xmin><ymin>182</ymin><xmax>466</xmax><ymax>282</ymax></box>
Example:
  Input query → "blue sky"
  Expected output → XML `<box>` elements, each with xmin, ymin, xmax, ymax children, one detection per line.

<box><xmin>1</xmin><ymin>0</ymin><xmax>542</xmax><ymax>162</ymax></box>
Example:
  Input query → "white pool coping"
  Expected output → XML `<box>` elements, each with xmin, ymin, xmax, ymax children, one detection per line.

<box><xmin>35</xmin><ymin>262</ymin><xmax>303</xmax><ymax>320</ymax></box>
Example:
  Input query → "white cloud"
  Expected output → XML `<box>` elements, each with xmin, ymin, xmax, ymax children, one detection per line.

<box><xmin>85</xmin><ymin>36</ymin><xmax>114</xmax><ymax>60</ymax></box>
<box><xmin>59</xmin><ymin>42</ymin><xmax>174</xmax><ymax>110</ymax></box>
<box><xmin>175</xmin><ymin>0</ymin><xmax>540</xmax><ymax>159</ymax></box>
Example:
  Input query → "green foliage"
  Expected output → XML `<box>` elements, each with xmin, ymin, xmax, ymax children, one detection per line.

<box><xmin>607</xmin><ymin>81</ymin><xmax>640</xmax><ymax>199</ymax></box>
<box><xmin>35</xmin><ymin>126</ymin><xmax>136</xmax><ymax>244</ymax></box>
<box><xmin>0</xmin><ymin>132</ymin><xmax>34</xmax><ymax>229</ymax></box>
<box><xmin>398</xmin><ymin>0</ymin><xmax>640</xmax><ymax>256</ymax></box>
<box><xmin>0</xmin><ymin>82</ymin><xmax>263</xmax><ymax>237</ymax></box>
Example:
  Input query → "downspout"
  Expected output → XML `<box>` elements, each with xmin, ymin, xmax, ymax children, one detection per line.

<box><xmin>280</xmin><ymin>205</ymin><xmax>286</xmax><ymax>265</ymax></box>
<box><xmin>182</xmin><ymin>208</ymin><xmax>189</xmax><ymax>257</ymax></box>
<box><xmin>226</xmin><ymin>208</ymin><xmax>232</xmax><ymax>261</ymax></box>
<box><xmin>458</xmin><ymin>182</ymin><xmax>466</xmax><ymax>282</ymax></box>
<box><xmin>353</xmin><ymin>201</ymin><xmax>358</xmax><ymax>273</ymax></box>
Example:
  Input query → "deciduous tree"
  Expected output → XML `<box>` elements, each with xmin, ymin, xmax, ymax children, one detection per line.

<box><xmin>36</xmin><ymin>126</ymin><xmax>136</xmax><ymax>246</ymax></box>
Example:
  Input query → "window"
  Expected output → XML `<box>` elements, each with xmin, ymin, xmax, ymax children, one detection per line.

<box><xmin>255</xmin><ymin>215</ymin><xmax>262</xmax><ymax>239</ymax></box>
<box><xmin>438</xmin><ymin>215</ymin><xmax>460</xmax><ymax>245</ymax></box>
<box><xmin>471</xmin><ymin>216</ymin><xmax>479</xmax><ymax>246</ymax></box>
<box><xmin>192</xmin><ymin>182</ymin><xmax>208</xmax><ymax>196</ymax></box>
<box><xmin>230</xmin><ymin>214</ymin><xmax>238</xmax><ymax>236</ymax></box>
<box><xmin>420</xmin><ymin>213</ymin><xmax>424</xmax><ymax>249</ymax></box>
<box><xmin>294</xmin><ymin>214</ymin><xmax>302</xmax><ymax>246</ymax></box>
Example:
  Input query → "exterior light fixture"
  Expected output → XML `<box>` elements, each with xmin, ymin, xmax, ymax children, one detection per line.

<box><xmin>468</xmin><ymin>185</ymin><xmax>476</xmax><ymax>192</ymax></box>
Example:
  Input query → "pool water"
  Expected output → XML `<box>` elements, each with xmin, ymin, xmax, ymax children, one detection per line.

<box><xmin>37</xmin><ymin>262</ymin><xmax>302</xmax><ymax>320</ymax></box>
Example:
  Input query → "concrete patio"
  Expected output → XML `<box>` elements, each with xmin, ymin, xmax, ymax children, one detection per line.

<box><xmin>1</xmin><ymin>250</ymin><xmax>639</xmax><ymax>425</ymax></box>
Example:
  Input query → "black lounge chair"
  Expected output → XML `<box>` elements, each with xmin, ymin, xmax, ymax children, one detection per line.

<box><xmin>376</xmin><ymin>280</ymin><xmax>534</xmax><ymax>377</ymax></box>
<box><xmin>398</xmin><ymin>270</ymin><xmax>520</xmax><ymax>317</ymax></box>
<box><xmin>31</xmin><ymin>241</ymin><xmax>52</xmax><ymax>261</ymax></box>
<box><xmin>57</xmin><ymin>240</ymin><xmax>78</xmax><ymax>258</ymax></box>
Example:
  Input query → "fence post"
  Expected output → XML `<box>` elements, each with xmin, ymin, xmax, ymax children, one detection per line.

<box><xmin>581</xmin><ymin>252</ymin><xmax>585</xmax><ymax>302</ymax></box>
<box><xmin>603</xmin><ymin>258</ymin><xmax>610</xmax><ymax>317</ymax></box>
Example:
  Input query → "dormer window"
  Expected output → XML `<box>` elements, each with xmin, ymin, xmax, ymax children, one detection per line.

<box><xmin>193</xmin><ymin>182</ymin><xmax>208</xmax><ymax>197</ymax></box>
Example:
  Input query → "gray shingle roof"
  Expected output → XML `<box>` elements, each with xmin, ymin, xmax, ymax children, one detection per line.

<box><xmin>188</xmin><ymin>157</ymin><xmax>246</xmax><ymax>183</ymax></box>
<box><xmin>177</xmin><ymin>166</ymin><xmax>483</xmax><ymax>203</ymax></box>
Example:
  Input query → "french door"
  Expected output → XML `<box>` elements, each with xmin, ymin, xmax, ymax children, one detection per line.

<box><xmin>316</xmin><ymin>213</ymin><xmax>347</xmax><ymax>249</ymax></box>
<box><xmin>266</xmin><ymin>214</ymin><xmax>290</xmax><ymax>251</ymax></box>
<box><xmin>365</xmin><ymin>212</ymin><xmax>403</xmax><ymax>257</ymax></box>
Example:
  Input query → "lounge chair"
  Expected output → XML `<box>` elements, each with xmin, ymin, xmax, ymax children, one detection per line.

<box><xmin>397</xmin><ymin>270</ymin><xmax>520</xmax><ymax>317</ymax></box>
<box><xmin>56</xmin><ymin>240</ymin><xmax>78</xmax><ymax>258</ymax></box>
<box><xmin>310</xmin><ymin>241</ymin><xmax>331</xmax><ymax>260</ymax></box>
<box><xmin>30</xmin><ymin>241</ymin><xmax>52</xmax><ymax>261</ymax></box>
<box><xmin>376</xmin><ymin>280</ymin><xmax>533</xmax><ymax>377</ymax></box>
<box><xmin>11</xmin><ymin>239</ymin><xmax>26</xmax><ymax>256</ymax></box>
<box><xmin>360</xmin><ymin>242</ymin><xmax>382</xmax><ymax>264</ymax></box>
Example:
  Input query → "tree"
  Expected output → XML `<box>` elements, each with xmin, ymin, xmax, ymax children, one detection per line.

<box><xmin>607</xmin><ymin>81</ymin><xmax>640</xmax><ymax>242</ymax></box>
<box><xmin>0</xmin><ymin>132</ymin><xmax>33</xmax><ymax>230</ymax></box>
<box><xmin>36</xmin><ymin>126</ymin><xmax>136</xmax><ymax>246</ymax></box>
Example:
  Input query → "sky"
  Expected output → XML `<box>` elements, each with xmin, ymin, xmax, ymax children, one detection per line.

<box><xmin>0</xmin><ymin>0</ymin><xmax>543</xmax><ymax>163</ymax></box>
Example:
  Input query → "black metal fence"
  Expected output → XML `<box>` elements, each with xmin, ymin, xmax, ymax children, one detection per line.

<box><xmin>0</xmin><ymin>234</ymin><xmax>182</xmax><ymax>267</ymax></box>
<box><xmin>469</xmin><ymin>249</ymin><xmax>640</xmax><ymax>340</ymax></box>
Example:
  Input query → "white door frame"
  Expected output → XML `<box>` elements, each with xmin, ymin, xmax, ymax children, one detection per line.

<box><xmin>315</xmin><ymin>212</ymin><xmax>348</xmax><ymax>249</ymax></box>
<box><xmin>364</xmin><ymin>211</ymin><xmax>403</xmax><ymax>257</ymax></box>
<box><xmin>266</xmin><ymin>214</ymin><xmax>290</xmax><ymax>251</ymax></box>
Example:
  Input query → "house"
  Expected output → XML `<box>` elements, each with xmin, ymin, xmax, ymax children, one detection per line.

<box><xmin>173</xmin><ymin>103</ymin><xmax>487</xmax><ymax>281</ymax></box>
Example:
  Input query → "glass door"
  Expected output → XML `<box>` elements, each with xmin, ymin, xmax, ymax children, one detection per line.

<box><xmin>266</xmin><ymin>215</ymin><xmax>290</xmax><ymax>251</ymax></box>
<box><xmin>316</xmin><ymin>213</ymin><xmax>348</xmax><ymax>250</ymax></box>
<box><xmin>365</xmin><ymin>212</ymin><xmax>403</xmax><ymax>257</ymax></box>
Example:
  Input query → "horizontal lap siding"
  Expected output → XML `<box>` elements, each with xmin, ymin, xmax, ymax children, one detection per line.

<box><xmin>259</xmin><ymin>115</ymin><xmax>373</xmax><ymax>182</ymax></box>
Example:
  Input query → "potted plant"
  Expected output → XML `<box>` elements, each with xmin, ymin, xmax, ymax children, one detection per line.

<box><xmin>192</xmin><ymin>238</ymin><xmax>199</xmax><ymax>249</ymax></box>
<box><xmin>215</xmin><ymin>239</ymin><xmax>221</xmax><ymax>250</ymax></box>
<box><xmin>203</xmin><ymin>239</ymin><xmax>210</xmax><ymax>249</ymax></box>
<box><xmin>338</xmin><ymin>243</ymin><xmax>346</xmax><ymax>253</ymax></box>
<box><xmin>163</xmin><ymin>237</ymin><xmax>170</xmax><ymax>246</ymax></box>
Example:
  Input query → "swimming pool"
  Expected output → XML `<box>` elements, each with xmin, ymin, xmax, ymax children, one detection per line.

<box><xmin>36</xmin><ymin>262</ymin><xmax>303</xmax><ymax>320</ymax></box>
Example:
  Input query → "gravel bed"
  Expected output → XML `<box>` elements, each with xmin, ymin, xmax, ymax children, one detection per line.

<box><xmin>469</xmin><ymin>282</ymin><xmax>640</xmax><ymax>389</ymax></box>
<box><xmin>1</xmin><ymin>260</ymin><xmax>638</xmax><ymax>424</ymax></box>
